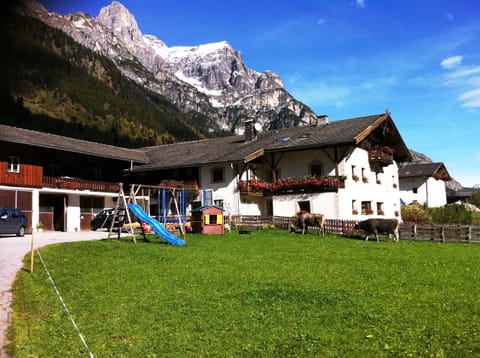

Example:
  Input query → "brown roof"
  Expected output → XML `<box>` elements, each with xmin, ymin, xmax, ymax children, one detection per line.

<box><xmin>1</xmin><ymin>113</ymin><xmax>412</xmax><ymax>171</ymax></box>
<box><xmin>136</xmin><ymin>113</ymin><xmax>412</xmax><ymax>171</ymax></box>
<box><xmin>399</xmin><ymin>162</ymin><xmax>451</xmax><ymax>181</ymax></box>
<box><xmin>0</xmin><ymin>125</ymin><xmax>148</xmax><ymax>163</ymax></box>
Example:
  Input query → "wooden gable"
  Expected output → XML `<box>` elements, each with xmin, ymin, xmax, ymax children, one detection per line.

<box><xmin>356</xmin><ymin>114</ymin><xmax>412</xmax><ymax>169</ymax></box>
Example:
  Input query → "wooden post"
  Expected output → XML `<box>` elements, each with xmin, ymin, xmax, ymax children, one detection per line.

<box><xmin>441</xmin><ymin>226</ymin><xmax>445</xmax><ymax>243</ymax></box>
<box><xmin>183</xmin><ymin>222</ymin><xmax>187</xmax><ymax>243</ymax></box>
<box><xmin>30</xmin><ymin>231</ymin><xmax>35</xmax><ymax>273</ymax></box>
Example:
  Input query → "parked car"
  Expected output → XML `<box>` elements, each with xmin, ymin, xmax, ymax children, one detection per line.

<box><xmin>90</xmin><ymin>208</ymin><xmax>115</xmax><ymax>231</ymax></box>
<box><xmin>0</xmin><ymin>208</ymin><xmax>28</xmax><ymax>237</ymax></box>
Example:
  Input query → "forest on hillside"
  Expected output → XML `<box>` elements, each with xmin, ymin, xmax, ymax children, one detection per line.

<box><xmin>0</xmin><ymin>13</ymin><xmax>222</xmax><ymax>148</ymax></box>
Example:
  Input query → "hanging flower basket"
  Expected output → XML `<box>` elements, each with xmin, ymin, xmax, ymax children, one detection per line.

<box><xmin>239</xmin><ymin>176</ymin><xmax>345</xmax><ymax>194</ymax></box>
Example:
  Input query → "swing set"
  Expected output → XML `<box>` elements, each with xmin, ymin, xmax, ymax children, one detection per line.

<box><xmin>108</xmin><ymin>183</ymin><xmax>188</xmax><ymax>244</ymax></box>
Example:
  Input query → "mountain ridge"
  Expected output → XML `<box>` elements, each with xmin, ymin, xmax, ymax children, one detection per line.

<box><xmin>26</xmin><ymin>0</ymin><xmax>322</xmax><ymax>133</ymax></box>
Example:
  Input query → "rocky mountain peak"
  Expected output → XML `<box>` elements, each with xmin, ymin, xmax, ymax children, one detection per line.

<box><xmin>97</xmin><ymin>1</ymin><xmax>143</xmax><ymax>45</ymax></box>
<box><xmin>22</xmin><ymin>0</ymin><xmax>322</xmax><ymax>133</ymax></box>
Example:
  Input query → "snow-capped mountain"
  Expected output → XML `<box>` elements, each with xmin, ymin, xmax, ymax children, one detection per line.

<box><xmin>22</xmin><ymin>0</ymin><xmax>323</xmax><ymax>133</ymax></box>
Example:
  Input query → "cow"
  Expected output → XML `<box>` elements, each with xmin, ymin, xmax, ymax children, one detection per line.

<box><xmin>354</xmin><ymin>218</ymin><xmax>400</xmax><ymax>242</ymax></box>
<box><xmin>291</xmin><ymin>212</ymin><xmax>325</xmax><ymax>236</ymax></box>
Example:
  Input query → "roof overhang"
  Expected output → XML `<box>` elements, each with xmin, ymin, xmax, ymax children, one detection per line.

<box><xmin>355</xmin><ymin>113</ymin><xmax>412</xmax><ymax>162</ymax></box>
<box><xmin>244</xmin><ymin>148</ymin><xmax>265</xmax><ymax>163</ymax></box>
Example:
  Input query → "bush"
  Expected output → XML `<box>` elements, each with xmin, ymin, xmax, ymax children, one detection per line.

<box><xmin>401</xmin><ymin>203</ymin><xmax>431</xmax><ymax>223</ymax></box>
<box><xmin>469</xmin><ymin>191</ymin><xmax>480</xmax><ymax>208</ymax></box>
<box><xmin>428</xmin><ymin>204</ymin><xmax>472</xmax><ymax>225</ymax></box>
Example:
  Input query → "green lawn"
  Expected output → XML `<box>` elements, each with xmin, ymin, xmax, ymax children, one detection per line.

<box><xmin>8</xmin><ymin>230</ymin><xmax>480</xmax><ymax>357</ymax></box>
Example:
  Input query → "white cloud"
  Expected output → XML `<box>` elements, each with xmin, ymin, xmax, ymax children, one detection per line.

<box><xmin>441</xmin><ymin>55</ymin><xmax>462</xmax><ymax>69</ymax></box>
<box><xmin>355</xmin><ymin>0</ymin><xmax>366</xmax><ymax>8</ymax></box>
<box><xmin>445</xmin><ymin>13</ymin><xmax>454</xmax><ymax>21</ymax></box>
<box><xmin>459</xmin><ymin>88</ymin><xmax>480</xmax><ymax>108</ymax></box>
<box><xmin>448</xmin><ymin>66</ymin><xmax>480</xmax><ymax>79</ymax></box>
<box><xmin>317</xmin><ymin>18</ymin><xmax>326</xmax><ymax>25</ymax></box>
<box><xmin>442</xmin><ymin>59</ymin><xmax>480</xmax><ymax>109</ymax></box>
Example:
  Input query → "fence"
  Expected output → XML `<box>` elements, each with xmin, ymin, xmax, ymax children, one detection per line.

<box><xmin>236</xmin><ymin>215</ymin><xmax>480</xmax><ymax>244</ymax></box>
<box><xmin>233</xmin><ymin>215</ymin><xmax>292</xmax><ymax>230</ymax></box>
<box><xmin>399</xmin><ymin>223</ymin><xmax>480</xmax><ymax>243</ymax></box>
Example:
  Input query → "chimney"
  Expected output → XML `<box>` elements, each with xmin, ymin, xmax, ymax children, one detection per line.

<box><xmin>244</xmin><ymin>119</ymin><xmax>257</xmax><ymax>143</ymax></box>
<box><xmin>317</xmin><ymin>114</ymin><xmax>329</xmax><ymax>126</ymax></box>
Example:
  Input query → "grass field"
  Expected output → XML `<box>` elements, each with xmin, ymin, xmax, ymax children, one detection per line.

<box><xmin>8</xmin><ymin>230</ymin><xmax>480</xmax><ymax>357</ymax></box>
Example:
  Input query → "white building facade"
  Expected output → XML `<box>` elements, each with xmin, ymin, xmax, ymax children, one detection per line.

<box><xmin>399</xmin><ymin>163</ymin><xmax>451</xmax><ymax>208</ymax></box>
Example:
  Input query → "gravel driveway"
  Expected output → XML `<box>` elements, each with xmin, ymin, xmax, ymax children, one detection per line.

<box><xmin>0</xmin><ymin>231</ymin><xmax>112</xmax><ymax>358</ymax></box>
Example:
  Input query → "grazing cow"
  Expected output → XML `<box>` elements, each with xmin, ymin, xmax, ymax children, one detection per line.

<box><xmin>354</xmin><ymin>218</ymin><xmax>400</xmax><ymax>242</ymax></box>
<box><xmin>292</xmin><ymin>212</ymin><xmax>325</xmax><ymax>236</ymax></box>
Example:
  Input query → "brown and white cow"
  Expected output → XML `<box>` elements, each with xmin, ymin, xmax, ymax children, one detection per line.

<box><xmin>291</xmin><ymin>212</ymin><xmax>325</xmax><ymax>236</ymax></box>
<box><xmin>354</xmin><ymin>218</ymin><xmax>400</xmax><ymax>242</ymax></box>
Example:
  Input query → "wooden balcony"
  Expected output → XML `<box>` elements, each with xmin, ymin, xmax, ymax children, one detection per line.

<box><xmin>0</xmin><ymin>162</ymin><xmax>43</xmax><ymax>188</ymax></box>
<box><xmin>239</xmin><ymin>176</ymin><xmax>345</xmax><ymax>196</ymax></box>
<box><xmin>43</xmin><ymin>176</ymin><xmax>120</xmax><ymax>192</ymax></box>
<box><xmin>368</xmin><ymin>147</ymin><xmax>394</xmax><ymax>166</ymax></box>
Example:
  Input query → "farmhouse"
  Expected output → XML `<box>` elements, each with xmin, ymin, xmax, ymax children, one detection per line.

<box><xmin>0</xmin><ymin>125</ymin><xmax>147</xmax><ymax>231</ymax></box>
<box><xmin>398</xmin><ymin>162</ymin><xmax>451</xmax><ymax>208</ymax></box>
<box><xmin>0</xmin><ymin>112</ymin><xmax>412</xmax><ymax>231</ymax></box>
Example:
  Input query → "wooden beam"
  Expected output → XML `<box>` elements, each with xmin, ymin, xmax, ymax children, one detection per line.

<box><xmin>244</xmin><ymin>148</ymin><xmax>265</xmax><ymax>163</ymax></box>
<box><xmin>355</xmin><ymin>113</ymin><xmax>388</xmax><ymax>143</ymax></box>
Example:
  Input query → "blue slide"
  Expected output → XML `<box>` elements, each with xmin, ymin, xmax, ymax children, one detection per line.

<box><xmin>128</xmin><ymin>204</ymin><xmax>185</xmax><ymax>246</ymax></box>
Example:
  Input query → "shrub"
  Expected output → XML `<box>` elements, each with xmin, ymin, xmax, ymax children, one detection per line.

<box><xmin>401</xmin><ymin>203</ymin><xmax>431</xmax><ymax>223</ymax></box>
<box><xmin>469</xmin><ymin>191</ymin><xmax>480</xmax><ymax>208</ymax></box>
<box><xmin>428</xmin><ymin>204</ymin><xmax>473</xmax><ymax>225</ymax></box>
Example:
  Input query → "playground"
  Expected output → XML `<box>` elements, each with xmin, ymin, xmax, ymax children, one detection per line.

<box><xmin>106</xmin><ymin>183</ymin><xmax>211</xmax><ymax>246</ymax></box>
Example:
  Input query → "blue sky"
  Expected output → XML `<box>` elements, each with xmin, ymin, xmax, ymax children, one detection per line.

<box><xmin>41</xmin><ymin>0</ymin><xmax>480</xmax><ymax>187</ymax></box>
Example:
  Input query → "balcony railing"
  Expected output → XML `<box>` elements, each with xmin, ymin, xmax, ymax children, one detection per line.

<box><xmin>43</xmin><ymin>176</ymin><xmax>120</xmax><ymax>192</ymax></box>
<box><xmin>239</xmin><ymin>176</ymin><xmax>346</xmax><ymax>196</ymax></box>
<box><xmin>368</xmin><ymin>146</ymin><xmax>395</xmax><ymax>166</ymax></box>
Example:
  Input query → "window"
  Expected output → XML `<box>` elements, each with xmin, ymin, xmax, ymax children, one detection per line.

<box><xmin>7</xmin><ymin>157</ymin><xmax>20</xmax><ymax>173</ymax></box>
<box><xmin>211</xmin><ymin>167</ymin><xmax>224</xmax><ymax>183</ymax></box>
<box><xmin>361</xmin><ymin>201</ymin><xmax>373</xmax><ymax>215</ymax></box>
<box><xmin>352</xmin><ymin>200</ymin><xmax>358</xmax><ymax>215</ymax></box>
<box><xmin>352</xmin><ymin>165</ymin><xmax>359</xmax><ymax>181</ymax></box>
<box><xmin>94</xmin><ymin>168</ymin><xmax>103</xmax><ymax>181</ymax></box>
<box><xmin>310</xmin><ymin>161</ymin><xmax>323</xmax><ymax>176</ymax></box>
<box><xmin>202</xmin><ymin>189</ymin><xmax>213</xmax><ymax>206</ymax></box>
<box><xmin>413</xmin><ymin>188</ymin><xmax>418</xmax><ymax>194</ymax></box>
<box><xmin>377</xmin><ymin>202</ymin><xmax>384</xmax><ymax>215</ymax></box>
<box><xmin>214</xmin><ymin>199</ymin><xmax>224</xmax><ymax>209</ymax></box>
<box><xmin>298</xmin><ymin>200</ymin><xmax>310</xmax><ymax>213</ymax></box>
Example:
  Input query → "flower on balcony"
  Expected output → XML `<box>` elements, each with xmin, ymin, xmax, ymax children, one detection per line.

<box><xmin>353</xmin><ymin>175</ymin><xmax>360</xmax><ymax>182</ymax></box>
<box><xmin>352</xmin><ymin>209</ymin><xmax>358</xmax><ymax>215</ymax></box>
<box><xmin>159</xmin><ymin>179</ymin><xmax>184</xmax><ymax>188</ymax></box>
<box><xmin>383</xmin><ymin>146</ymin><xmax>396</xmax><ymax>154</ymax></box>
<box><xmin>239</xmin><ymin>175</ymin><xmax>344</xmax><ymax>193</ymax></box>
<box><xmin>362</xmin><ymin>176</ymin><xmax>369</xmax><ymax>183</ymax></box>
